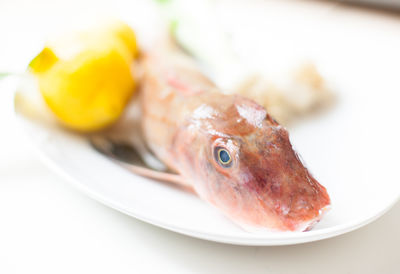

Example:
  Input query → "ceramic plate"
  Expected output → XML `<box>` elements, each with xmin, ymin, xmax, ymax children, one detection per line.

<box><xmin>9</xmin><ymin>1</ymin><xmax>400</xmax><ymax>245</ymax></box>
<box><xmin>9</xmin><ymin>69</ymin><xmax>400</xmax><ymax>245</ymax></box>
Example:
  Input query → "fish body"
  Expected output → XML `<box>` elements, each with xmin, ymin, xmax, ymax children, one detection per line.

<box><xmin>139</xmin><ymin>50</ymin><xmax>330</xmax><ymax>232</ymax></box>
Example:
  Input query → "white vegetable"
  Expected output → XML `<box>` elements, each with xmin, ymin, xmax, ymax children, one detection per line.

<box><xmin>158</xmin><ymin>0</ymin><xmax>335</xmax><ymax>124</ymax></box>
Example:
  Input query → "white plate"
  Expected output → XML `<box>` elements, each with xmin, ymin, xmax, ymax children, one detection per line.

<box><xmin>9</xmin><ymin>1</ymin><xmax>400</xmax><ymax>245</ymax></box>
<box><xmin>11</xmin><ymin>69</ymin><xmax>400</xmax><ymax>246</ymax></box>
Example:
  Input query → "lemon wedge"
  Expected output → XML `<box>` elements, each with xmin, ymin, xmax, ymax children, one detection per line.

<box><xmin>29</xmin><ymin>20</ymin><xmax>138</xmax><ymax>132</ymax></box>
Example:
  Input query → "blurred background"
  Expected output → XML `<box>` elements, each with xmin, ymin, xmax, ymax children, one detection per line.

<box><xmin>1</xmin><ymin>0</ymin><xmax>400</xmax><ymax>273</ymax></box>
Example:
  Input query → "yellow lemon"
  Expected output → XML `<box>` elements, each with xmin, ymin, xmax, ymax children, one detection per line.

<box><xmin>29</xmin><ymin>20</ymin><xmax>138</xmax><ymax>132</ymax></box>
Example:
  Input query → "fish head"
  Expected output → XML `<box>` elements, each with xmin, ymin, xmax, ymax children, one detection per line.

<box><xmin>176</xmin><ymin>95</ymin><xmax>331</xmax><ymax>232</ymax></box>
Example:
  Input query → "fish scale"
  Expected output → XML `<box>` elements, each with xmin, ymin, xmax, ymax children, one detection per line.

<box><xmin>137</xmin><ymin>48</ymin><xmax>330</xmax><ymax>232</ymax></box>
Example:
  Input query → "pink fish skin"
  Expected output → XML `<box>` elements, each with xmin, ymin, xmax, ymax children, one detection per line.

<box><xmin>139</xmin><ymin>50</ymin><xmax>330</xmax><ymax>232</ymax></box>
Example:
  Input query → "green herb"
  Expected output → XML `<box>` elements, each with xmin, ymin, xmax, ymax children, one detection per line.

<box><xmin>0</xmin><ymin>73</ymin><xmax>10</xmax><ymax>79</ymax></box>
<box><xmin>154</xmin><ymin>0</ymin><xmax>172</xmax><ymax>4</ymax></box>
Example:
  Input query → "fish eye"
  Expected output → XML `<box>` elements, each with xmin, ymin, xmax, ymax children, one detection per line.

<box><xmin>214</xmin><ymin>146</ymin><xmax>232</xmax><ymax>168</ymax></box>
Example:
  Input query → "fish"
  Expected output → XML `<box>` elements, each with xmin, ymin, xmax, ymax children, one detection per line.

<box><xmin>104</xmin><ymin>47</ymin><xmax>331</xmax><ymax>232</ymax></box>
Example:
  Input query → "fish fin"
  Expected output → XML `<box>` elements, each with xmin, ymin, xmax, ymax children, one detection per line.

<box><xmin>99</xmin><ymin>98</ymin><xmax>168</xmax><ymax>171</ymax></box>
<box><xmin>116</xmin><ymin>161</ymin><xmax>192</xmax><ymax>189</ymax></box>
<box><xmin>89</xmin><ymin>137</ymin><xmax>193</xmax><ymax>190</ymax></box>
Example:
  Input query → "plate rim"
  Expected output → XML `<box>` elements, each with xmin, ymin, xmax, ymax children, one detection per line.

<box><xmin>12</xmin><ymin>90</ymin><xmax>400</xmax><ymax>246</ymax></box>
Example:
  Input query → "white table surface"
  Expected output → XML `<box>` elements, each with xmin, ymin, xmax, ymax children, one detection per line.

<box><xmin>1</xmin><ymin>0</ymin><xmax>399</xmax><ymax>273</ymax></box>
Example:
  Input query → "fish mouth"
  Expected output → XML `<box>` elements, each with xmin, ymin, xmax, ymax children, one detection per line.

<box><xmin>234</xmin><ymin>205</ymin><xmax>331</xmax><ymax>233</ymax></box>
<box><xmin>300</xmin><ymin>205</ymin><xmax>331</xmax><ymax>232</ymax></box>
